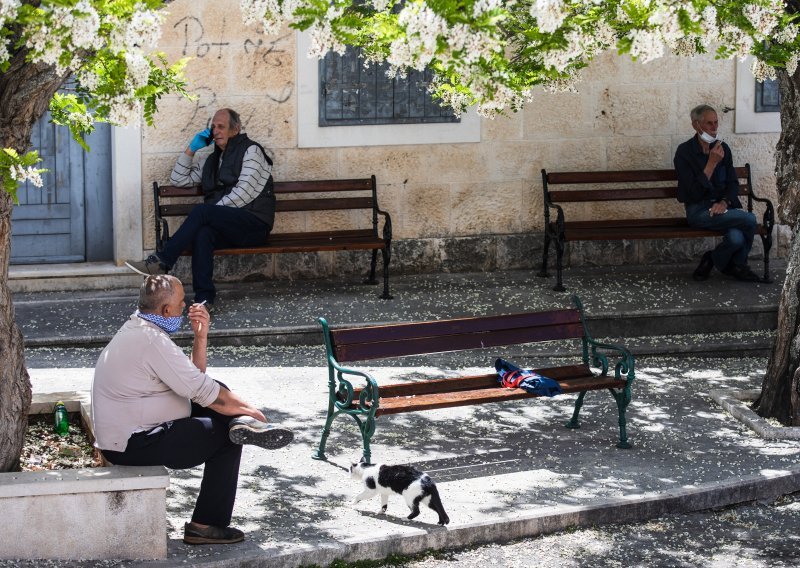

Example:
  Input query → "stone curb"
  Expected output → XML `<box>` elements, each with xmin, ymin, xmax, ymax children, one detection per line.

<box><xmin>130</xmin><ymin>466</ymin><xmax>800</xmax><ymax>568</ymax></box>
<box><xmin>710</xmin><ymin>389</ymin><xmax>800</xmax><ymax>440</ymax></box>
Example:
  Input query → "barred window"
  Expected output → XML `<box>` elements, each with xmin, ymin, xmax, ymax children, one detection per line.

<box><xmin>755</xmin><ymin>78</ymin><xmax>780</xmax><ymax>113</ymax></box>
<box><xmin>319</xmin><ymin>47</ymin><xmax>459</xmax><ymax>127</ymax></box>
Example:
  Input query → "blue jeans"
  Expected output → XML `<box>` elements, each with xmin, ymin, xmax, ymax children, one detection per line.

<box><xmin>158</xmin><ymin>204</ymin><xmax>269</xmax><ymax>303</ymax></box>
<box><xmin>685</xmin><ymin>201</ymin><xmax>757</xmax><ymax>270</ymax></box>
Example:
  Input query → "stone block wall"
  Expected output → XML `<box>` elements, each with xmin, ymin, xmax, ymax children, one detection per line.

<box><xmin>143</xmin><ymin>0</ymin><xmax>783</xmax><ymax>280</ymax></box>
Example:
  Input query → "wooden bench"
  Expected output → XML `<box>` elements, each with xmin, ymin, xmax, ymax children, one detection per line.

<box><xmin>153</xmin><ymin>176</ymin><xmax>393</xmax><ymax>299</ymax></box>
<box><xmin>539</xmin><ymin>164</ymin><xmax>775</xmax><ymax>291</ymax></box>
<box><xmin>313</xmin><ymin>296</ymin><xmax>634</xmax><ymax>462</ymax></box>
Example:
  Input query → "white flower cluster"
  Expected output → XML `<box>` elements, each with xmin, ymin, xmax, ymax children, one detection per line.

<box><xmin>126</xmin><ymin>6</ymin><xmax>164</xmax><ymax>49</ymax></box>
<box><xmin>68</xmin><ymin>111</ymin><xmax>93</xmax><ymax>132</ymax></box>
<box><xmin>542</xmin><ymin>71</ymin><xmax>580</xmax><ymax>93</ymax></box>
<box><xmin>628</xmin><ymin>29</ymin><xmax>664</xmax><ymax>64</ymax></box>
<box><xmin>700</xmin><ymin>6</ymin><xmax>719</xmax><ymax>46</ymax></box>
<box><xmin>107</xmin><ymin>96</ymin><xmax>143</xmax><ymax>127</ymax></box>
<box><xmin>241</xmin><ymin>0</ymin><xmax>305</xmax><ymax>36</ymax></box>
<box><xmin>308</xmin><ymin>6</ymin><xmax>347</xmax><ymax>58</ymax></box>
<box><xmin>125</xmin><ymin>51</ymin><xmax>151</xmax><ymax>89</ymax></box>
<box><xmin>774</xmin><ymin>24</ymin><xmax>798</xmax><ymax>45</ymax></box>
<box><xmin>743</xmin><ymin>3</ymin><xmax>779</xmax><ymax>37</ymax></box>
<box><xmin>529</xmin><ymin>0</ymin><xmax>567</xmax><ymax>33</ymax></box>
<box><xmin>473</xmin><ymin>0</ymin><xmax>502</xmax><ymax>19</ymax></box>
<box><xmin>388</xmin><ymin>4</ymin><xmax>448</xmax><ymax>71</ymax></box>
<box><xmin>9</xmin><ymin>165</ymin><xmax>43</xmax><ymax>188</ymax></box>
<box><xmin>670</xmin><ymin>36</ymin><xmax>699</xmax><ymax>57</ymax></box>
<box><xmin>751</xmin><ymin>58</ymin><xmax>777</xmax><ymax>82</ymax></box>
<box><xmin>476</xmin><ymin>82</ymin><xmax>527</xmax><ymax>117</ymax></box>
<box><xmin>720</xmin><ymin>24</ymin><xmax>755</xmax><ymax>60</ymax></box>
<box><xmin>0</xmin><ymin>0</ymin><xmax>19</xmax><ymax>62</ymax></box>
<box><xmin>787</xmin><ymin>54</ymin><xmax>799</xmax><ymax>76</ymax></box>
<box><xmin>22</xmin><ymin>1</ymin><xmax>103</xmax><ymax>74</ymax></box>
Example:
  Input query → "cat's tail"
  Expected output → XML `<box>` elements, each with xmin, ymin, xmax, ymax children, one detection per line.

<box><xmin>426</xmin><ymin>482</ymin><xmax>450</xmax><ymax>526</ymax></box>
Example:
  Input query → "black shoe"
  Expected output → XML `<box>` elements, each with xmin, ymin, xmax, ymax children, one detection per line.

<box><xmin>726</xmin><ymin>264</ymin><xmax>762</xmax><ymax>282</ymax></box>
<box><xmin>693</xmin><ymin>251</ymin><xmax>714</xmax><ymax>281</ymax></box>
<box><xmin>183</xmin><ymin>523</ymin><xmax>244</xmax><ymax>545</ymax></box>
<box><xmin>125</xmin><ymin>254</ymin><xmax>168</xmax><ymax>276</ymax></box>
<box><xmin>229</xmin><ymin>416</ymin><xmax>294</xmax><ymax>449</ymax></box>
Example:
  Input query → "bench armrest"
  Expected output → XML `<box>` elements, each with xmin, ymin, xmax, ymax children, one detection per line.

<box><xmin>377</xmin><ymin>208</ymin><xmax>393</xmax><ymax>242</ymax></box>
<box><xmin>318</xmin><ymin>318</ymin><xmax>380</xmax><ymax>413</ymax></box>
<box><xmin>572</xmin><ymin>295</ymin><xmax>636</xmax><ymax>386</ymax></box>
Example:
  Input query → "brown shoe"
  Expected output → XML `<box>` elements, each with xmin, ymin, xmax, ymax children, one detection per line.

<box><xmin>183</xmin><ymin>522</ymin><xmax>244</xmax><ymax>545</ymax></box>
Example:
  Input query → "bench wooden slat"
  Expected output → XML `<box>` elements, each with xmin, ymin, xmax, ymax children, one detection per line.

<box><xmin>560</xmin><ymin>224</ymin><xmax>769</xmax><ymax>241</ymax></box>
<box><xmin>333</xmin><ymin>321</ymin><xmax>585</xmax><ymax>362</ymax></box>
<box><xmin>373</xmin><ymin>376</ymin><xmax>626</xmax><ymax>415</ymax></box>
<box><xmin>157</xmin><ymin>179</ymin><xmax>374</xmax><ymax>198</ymax></box>
<box><xmin>351</xmin><ymin>364</ymin><xmax>594</xmax><ymax>399</ymax></box>
<box><xmin>274</xmin><ymin>179</ymin><xmax>374</xmax><ymax>193</ymax></box>
<box><xmin>332</xmin><ymin>310</ymin><xmax>581</xmax><ymax>346</ymax></box>
<box><xmin>276</xmin><ymin>197</ymin><xmax>373</xmax><ymax>212</ymax></box>
<box><xmin>548</xmin><ymin>185</ymin><xmax>750</xmax><ymax>203</ymax></box>
<box><xmin>562</xmin><ymin>218</ymin><xmax>689</xmax><ymax>229</ymax></box>
<box><xmin>546</xmin><ymin>168</ymin><xmax>750</xmax><ymax>185</ymax></box>
<box><xmin>161</xmin><ymin>197</ymin><xmax>375</xmax><ymax>217</ymax></box>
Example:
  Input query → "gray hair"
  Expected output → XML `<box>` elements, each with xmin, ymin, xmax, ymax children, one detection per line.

<box><xmin>690</xmin><ymin>104</ymin><xmax>717</xmax><ymax>122</ymax></box>
<box><xmin>138</xmin><ymin>275</ymin><xmax>179</xmax><ymax>312</ymax></box>
<box><xmin>220</xmin><ymin>108</ymin><xmax>241</xmax><ymax>132</ymax></box>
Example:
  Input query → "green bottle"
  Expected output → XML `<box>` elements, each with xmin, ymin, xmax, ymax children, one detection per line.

<box><xmin>53</xmin><ymin>401</ymin><xmax>69</xmax><ymax>436</ymax></box>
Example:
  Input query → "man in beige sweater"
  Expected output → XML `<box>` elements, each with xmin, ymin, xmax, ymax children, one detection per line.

<box><xmin>92</xmin><ymin>274</ymin><xmax>292</xmax><ymax>545</ymax></box>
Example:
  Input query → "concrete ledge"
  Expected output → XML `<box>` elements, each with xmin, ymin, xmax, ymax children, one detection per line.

<box><xmin>159</xmin><ymin>466</ymin><xmax>800</xmax><ymax>568</ymax></box>
<box><xmin>710</xmin><ymin>389</ymin><xmax>800</xmax><ymax>440</ymax></box>
<box><xmin>0</xmin><ymin>393</ymin><xmax>170</xmax><ymax>561</ymax></box>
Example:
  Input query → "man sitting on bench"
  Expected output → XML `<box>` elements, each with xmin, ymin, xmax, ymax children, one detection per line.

<box><xmin>125</xmin><ymin>108</ymin><xmax>276</xmax><ymax>309</ymax></box>
<box><xmin>674</xmin><ymin>104</ymin><xmax>761</xmax><ymax>282</ymax></box>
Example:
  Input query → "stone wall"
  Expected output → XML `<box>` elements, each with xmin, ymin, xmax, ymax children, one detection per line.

<box><xmin>144</xmin><ymin>1</ymin><xmax>783</xmax><ymax>279</ymax></box>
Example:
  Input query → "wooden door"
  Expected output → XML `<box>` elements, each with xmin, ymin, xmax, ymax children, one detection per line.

<box><xmin>10</xmin><ymin>114</ymin><xmax>112</xmax><ymax>264</ymax></box>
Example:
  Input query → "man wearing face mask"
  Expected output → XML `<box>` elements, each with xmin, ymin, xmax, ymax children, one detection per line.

<box><xmin>674</xmin><ymin>104</ymin><xmax>761</xmax><ymax>282</ymax></box>
<box><xmin>124</xmin><ymin>108</ymin><xmax>275</xmax><ymax>310</ymax></box>
<box><xmin>92</xmin><ymin>274</ymin><xmax>293</xmax><ymax>545</ymax></box>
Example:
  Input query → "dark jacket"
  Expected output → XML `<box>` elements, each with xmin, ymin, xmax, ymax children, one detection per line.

<box><xmin>674</xmin><ymin>136</ymin><xmax>742</xmax><ymax>208</ymax></box>
<box><xmin>201</xmin><ymin>133</ymin><xmax>276</xmax><ymax>229</ymax></box>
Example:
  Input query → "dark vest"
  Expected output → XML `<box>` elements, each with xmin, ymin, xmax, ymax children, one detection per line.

<box><xmin>201</xmin><ymin>133</ymin><xmax>275</xmax><ymax>229</ymax></box>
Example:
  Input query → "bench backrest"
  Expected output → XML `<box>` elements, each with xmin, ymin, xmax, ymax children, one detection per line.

<box><xmin>326</xmin><ymin>309</ymin><xmax>585</xmax><ymax>363</ymax></box>
<box><xmin>542</xmin><ymin>165</ymin><xmax>753</xmax><ymax>207</ymax></box>
<box><xmin>154</xmin><ymin>177</ymin><xmax>378</xmax><ymax>218</ymax></box>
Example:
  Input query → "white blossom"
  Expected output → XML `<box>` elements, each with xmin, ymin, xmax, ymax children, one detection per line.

<box><xmin>9</xmin><ymin>165</ymin><xmax>43</xmax><ymax>187</ymax></box>
<box><xmin>125</xmin><ymin>7</ymin><xmax>163</xmax><ymax>49</ymax></box>
<box><xmin>628</xmin><ymin>29</ymin><xmax>664</xmax><ymax>64</ymax></box>
<box><xmin>751</xmin><ymin>59</ymin><xmax>777</xmax><ymax>82</ymax></box>
<box><xmin>530</xmin><ymin>0</ymin><xmax>567</xmax><ymax>33</ymax></box>
<box><xmin>721</xmin><ymin>25</ymin><xmax>755</xmax><ymax>60</ymax></box>
<box><xmin>107</xmin><ymin>97</ymin><xmax>142</xmax><ymax>126</ymax></box>
<box><xmin>787</xmin><ymin>54</ymin><xmax>799</xmax><ymax>76</ymax></box>
<box><xmin>743</xmin><ymin>3</ymin><xmax>780</xmax><ymax>37</ymax></box>
<box><xmin>473</xmin><ymin>0</ymin><xmax>502</xmax><ymax>18</ymax></box>
<box><xmin>774</xmin><ymin>24</ymin><xmax>798</xmax><ymax>45</ymax></box>
<box><xmin>125</xmin><ymin>51</ymin><xmax>151</xmax><ymax>89</ymax></box>
<box><xmin>70</xmin><ymin>2</ymin><xmax>102</xmax><ymax>49</ymax></box>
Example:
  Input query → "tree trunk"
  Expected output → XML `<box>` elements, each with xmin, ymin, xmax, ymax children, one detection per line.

<box><xmin>755</xmin><ymin>65</ymin><xmax>800</xmax><ymax>425</ymax></box>
<box><xmin>0</xmin><ymin>50</ymin><xmax>69</xmax><ymax>471</ymax></box>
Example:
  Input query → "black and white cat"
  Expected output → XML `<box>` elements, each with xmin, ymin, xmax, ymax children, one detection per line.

<box><xmin>349</xmin><ymin>458</ymin><xmax>450</xmax><ymax>525</ymax></box>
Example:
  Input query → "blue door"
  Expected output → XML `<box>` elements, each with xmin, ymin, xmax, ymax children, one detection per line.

<box><xmin>10</xmin><ymin>114</ymin><xmax>112</xmax><ymax>264</ymax></box>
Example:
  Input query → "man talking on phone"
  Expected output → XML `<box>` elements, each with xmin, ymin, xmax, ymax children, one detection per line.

<box><xmin>674</xmin><ymin>104</ymin><xmax>761</xmax><ymax>282</ymax></box>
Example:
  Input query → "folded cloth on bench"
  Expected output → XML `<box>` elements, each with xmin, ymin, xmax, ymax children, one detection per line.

<box><xmin>495</xmin><ymin>358</ymin><xmax>563</xmax><ymax>397</ymax></box>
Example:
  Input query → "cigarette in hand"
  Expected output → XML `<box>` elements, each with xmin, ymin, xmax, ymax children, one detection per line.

<box><xmin>196</xmin><ymin>300</ymin><xmax>207</xmax><ymax>331</ymax></box>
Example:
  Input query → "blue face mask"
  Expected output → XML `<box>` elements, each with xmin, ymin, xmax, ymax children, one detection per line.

<box><xmin>136</xmin><ymin>311</ymin><xmax>184</xmax><ymax>334</ymax></box>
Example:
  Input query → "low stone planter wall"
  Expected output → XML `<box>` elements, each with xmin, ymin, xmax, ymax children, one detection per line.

<box><xmin>0</xmin><ymin>392</ymin><xmax>170</xmax><ymax>561</ymax></box>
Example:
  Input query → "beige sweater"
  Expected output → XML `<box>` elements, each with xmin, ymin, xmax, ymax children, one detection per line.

<box><xmin>91</xmin><ymin>314</ymin><xmax>221</xmax><ymax>451</ymax></box>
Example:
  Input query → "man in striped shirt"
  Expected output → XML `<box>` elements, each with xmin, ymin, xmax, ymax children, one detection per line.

<box><xmin>125</xmin><ymin>108</ymin><xmax>275</xmax><ymax>308</ymax></box>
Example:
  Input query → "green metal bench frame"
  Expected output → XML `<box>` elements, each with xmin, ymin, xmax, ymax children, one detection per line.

<box><xmin>313</xmin><ymin>296</ymin><xmax>635</xmax><ymax>463</ymax></box>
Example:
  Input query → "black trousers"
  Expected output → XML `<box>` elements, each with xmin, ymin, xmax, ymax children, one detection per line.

<box><xmin>101</xmin><ymin>401</ymin><xmax>242</xmax><ymax>528</ymax></box>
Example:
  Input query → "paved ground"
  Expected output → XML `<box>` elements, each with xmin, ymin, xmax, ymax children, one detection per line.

<box><xmin>9</xmin><ymin>261</ymin><xmax>800</xmax><ymax>567</ymax></box>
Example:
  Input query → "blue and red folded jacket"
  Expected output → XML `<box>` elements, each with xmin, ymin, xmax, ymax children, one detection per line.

<box><xmin>495</xmin><ymin>358</ymin><xmax>563</xmax><ymax>397</ymax></box>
